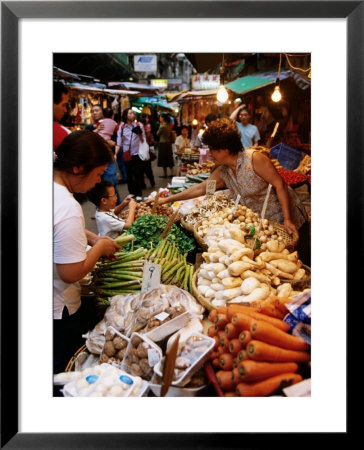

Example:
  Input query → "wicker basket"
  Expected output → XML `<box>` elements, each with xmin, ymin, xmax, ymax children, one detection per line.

<box><xmin>193</xmin><ymin>220</ymin><xmax>208</xmax><ymax>250</ymax></box>
<box><xmin>180</xmin><ymin>216</ymin><xmax>196</xmax><ymax>233</ymax></box>
<box><xmin>65</xmin><ymin>344</ymin><xmax>88</xmax><ymax>372</ymax></box>
<box><xmin>269</xmin><ymin>221</ymin><xmax>299</xmax><ymax>252</ymax></box>
<box><xmin>192</xmin><ymin>269</ymin><xmax>215</xmax><ymax>311</ymax></box>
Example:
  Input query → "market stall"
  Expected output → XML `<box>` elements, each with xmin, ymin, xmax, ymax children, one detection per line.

<box><xmin>54</xmin><ymin>181</ymin><xmax>311</xmax><ymax>398</ymax></box>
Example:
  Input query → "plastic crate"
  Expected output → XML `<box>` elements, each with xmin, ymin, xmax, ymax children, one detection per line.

<box><xmin>270</xmin><ymin>143</ymin><xmax>303</xmax><ymax>170</ymax></box>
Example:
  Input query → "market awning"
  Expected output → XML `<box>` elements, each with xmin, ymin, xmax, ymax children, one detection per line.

<box><xmin>132</xmin><ymin>96</ymin><xmax>174</xmax><ymax>110</ymax></box>
<box><xmin>225</xmin><ymin>71</ymin><xmax>289</xmax><ymax>95</ymax></box>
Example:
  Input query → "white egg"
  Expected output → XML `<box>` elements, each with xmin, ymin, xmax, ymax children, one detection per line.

<box><xmin>93</xmin><ymin>383</ymin><xmax>108</xmax><ymax>395</ymax></box>
<box><xmin>89</xmin><ymin>391</ymin><xmax>104</xmax><ymax>397</ymax></box>
<box><xmin>78</xmin><ymin>386</ymin><xmax>93</xmax><ymax>397</ymax></box>
<box><xmin>101</xmin><ymin>375</ymin><xmax>116</xmax><ymax>388</ymax></box>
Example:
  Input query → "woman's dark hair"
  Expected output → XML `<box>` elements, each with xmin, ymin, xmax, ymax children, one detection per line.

<box><xmin>205</xmin><ymin>113</ymin><xmax>217</xmax><ymax>124</ymax></box>
<box><xmin>53</xmin><ymin>81</ymin><xmax>69</xmax><ymax>104</ymax></box>
<box><xmin>87</xmin><ymin>180</ymin><xmax>114</xmax><ymax>207</ymax></box>
<box><xmin>54</xmin><ymin>130</ymin><xmax>113</xmax><ymax>174</ymax></box>
<box><xmin>121</xmin><ymin>108</ymin><xmax>132</xmax><ymax>123</ymax></box>
<box><xmin>202</xmin><ymin>118</ymin><xmax>243</xmax><ymax>154</ymax></box>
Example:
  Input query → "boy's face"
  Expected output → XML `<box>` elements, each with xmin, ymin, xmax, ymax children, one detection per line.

<box><xmin>102</xmin><ymin>186</ymin><xmax>117</xmax><ymax>210</ymax></box>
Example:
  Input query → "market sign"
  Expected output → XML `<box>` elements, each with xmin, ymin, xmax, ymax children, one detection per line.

<box><xmin>191</xmin><ymin>74</ymin><xmax>220</xmax><ymax>90</ymax></box>
<box><xmin>134</xmin><ymin>55</ymin><xmax>157</xmax><ymax>72</ymax></box>
<box><xmin>150</xmin><ymin>79</ymin><xmax>168</xmax><ymax>88</ymax></box>
<box><xmin>167</xmin><ymin>78</ymin><xmax>182</xmax><ymax>87</ymax></box>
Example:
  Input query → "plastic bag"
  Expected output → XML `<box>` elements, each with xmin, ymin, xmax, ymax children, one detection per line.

<box><xmin>138</xmin><ymin>140</ymin><xmax>150</xmax><ymax>161</ymax></box>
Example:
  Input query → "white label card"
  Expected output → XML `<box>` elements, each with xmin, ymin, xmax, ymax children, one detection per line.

<box><xmin>154</xmin><ymin>311</ymin><xmax>170</xmax><ymax>321</ymax></box>
<box><xmin>206</xmin><ymin>180</ymin><xmax>216</xmax><ymax>196</ymax></box>
<box><xmin>147</xmin><ymin>348</ymin><xmax>161</xmax><ymax>367</ymax></box>
<box><xmin>233</xmin><ymin>194</ymin><xmax>241</xmax><ymax>213</ymax></box>
<box><xmin>142</xmin><ymin>262</ymin><xmax>161</xmax><ymax>293</ymax></box>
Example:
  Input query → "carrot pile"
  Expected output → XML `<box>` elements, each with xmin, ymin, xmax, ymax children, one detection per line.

<box><xmin>206</xmin><ymin>304</ymin><xmax>310</xmax><ymax>397</ymax></box>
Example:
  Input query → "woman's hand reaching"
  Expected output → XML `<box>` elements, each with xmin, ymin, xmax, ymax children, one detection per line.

<box><xmin>283</xmin><ymin>218</ymin><xmax>298</xmax><ymax>236</ymax></box>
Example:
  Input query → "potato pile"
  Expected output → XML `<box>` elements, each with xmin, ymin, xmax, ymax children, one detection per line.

<box><xmin>122</xmin><ymin>334</ymin><xmax>161</xmax><ymax>381</ymax></box>
<box><xmin>119</xmin><ymin>201</ymin><xmax>175</xmax><ymax>221</ymax></box>
<box><xmin>187</xmin><ymin>160</ymin><xmax>215</xmax><ymax>175</ymax></box>
<box><xmin>99</xmin><ymin>327</ymin><xmax>128</xmax><ymax>365</ymax></box>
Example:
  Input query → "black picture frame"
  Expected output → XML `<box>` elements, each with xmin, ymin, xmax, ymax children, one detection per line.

<box><xmin>1</xmin><ymin>1</ymin><xmax>358</xmax><ymax>448</ymax></box>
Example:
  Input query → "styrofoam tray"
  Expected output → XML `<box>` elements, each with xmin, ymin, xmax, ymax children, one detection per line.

<box><xmin>144</xmin><ymin>311</ymin><xmax>190</xmax><ymax>343</ymax></box>
<box><xmin>154</xmin><ymin>332</ymin><xmax>215</xmax><ymax>387</ymax></box>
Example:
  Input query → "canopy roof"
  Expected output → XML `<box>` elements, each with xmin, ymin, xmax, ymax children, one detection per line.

<box><xmin>225</xmin><ymin>71</ymin><xmax>292</xmax><ymax>94</ymax></box>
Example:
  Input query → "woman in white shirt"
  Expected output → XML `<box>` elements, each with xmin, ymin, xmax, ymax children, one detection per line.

<box><xmin>53</xmin><ymin>130</ymin><xmax>120</xmax><ymax>374</ymax></box>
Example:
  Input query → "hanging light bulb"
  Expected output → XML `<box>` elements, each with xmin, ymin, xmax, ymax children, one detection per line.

<box><xmin>216</xmin><ymin>53</ymin><xmax>228</xmax><ymax>104</ymax></box>
<box><xmin>271</xmin><ymin>84</ymin><xmax>282</xmax><ymax>102</ymax></box>
<box><xmin>217</xmin><ymin>85</ymin><xmax>229</xmax><ymax>103</ymax></box>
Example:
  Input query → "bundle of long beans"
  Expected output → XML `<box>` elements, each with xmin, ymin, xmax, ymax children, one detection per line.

<box><xmin>146</xmin><ymin>238</ymin><xmax>194</xmax><ymax>293</ymax></box>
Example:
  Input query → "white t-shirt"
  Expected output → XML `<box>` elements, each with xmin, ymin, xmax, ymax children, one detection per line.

<box><xmin>53</xmin><ymin>183</ymin><xmax>87</xmax><ymax>319</ymax></box>
<box><xmin>175</xmin><ymin>135</ymin><xmax>190</xmax><ymax>151</ymax></box>
<box><xmin>95</xmin><ymin>209</ymin><xmax>125</xmax><ymax>239</ymax></box>
<box><xmin>236</xmin><ymin>122</ymin><xmax>260</xmax><ymax>149</ymax></box>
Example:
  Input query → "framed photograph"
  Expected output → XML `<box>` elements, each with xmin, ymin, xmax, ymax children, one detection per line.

<box><xmin>1</xmin><ymin>1</ymin><xmax>359</xmax><ymax>448</ymax></box>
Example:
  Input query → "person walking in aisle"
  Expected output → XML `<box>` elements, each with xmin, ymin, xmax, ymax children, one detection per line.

<box><xmin>115</xmin><ymin>108</ymin><xmax>146</xmax><ymax>201</ymax></box>
<box><xmin>157</xmin><ymin>113</ymin><xmax>175</xmax><ymax>178</ymax></box>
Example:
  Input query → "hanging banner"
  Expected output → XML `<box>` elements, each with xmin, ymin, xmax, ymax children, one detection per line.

<box><xmin>134</xmin><ymin>55</ymin><xmax>157</xmax><ymax>72</ymax></box>
<box><xmin>191</xmin><ymin>74</ymin><xmax>220</xmax><ymax>90</ymax></box>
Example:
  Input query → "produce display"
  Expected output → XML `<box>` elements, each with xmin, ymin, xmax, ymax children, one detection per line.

<box><xmin>119</xmin><ymin>201</ymin><xmax>175</xmax><ymax>221</ymax></box>
<box><xmin>99</xmin><ymin>326</ymin><xmax>129</xmax><ymax>365</ymax></box>
<box><xmin>277</xmin><ymin>168</ymin><xmax>307</xmax><ymax>186</ymax></box>
<box><xmin>206</xmin><ymin>304</ymin><xmax>310</xmax><ymax>396</ymax></box>
<box><xmin>168</xmin><ymin>172</ymin><xmax>210</xmax><ymax>194</ymax></box>
<box><xmin>146</xmin><ymin>238</ymin><xmax>195</xmax><ymax>293</ymax></box>
<box><xmin>187</xmin><ymin>160</ymin><xmax>215</xmax><ymax>175</ymax></box>
<box><xmin>125</xmin><ymin>214</ymin><xmax>195</xmax><ymax>254</ymax></box>
<box><xmin>181</xmin><ymin>193</ymin><xmax>235</xmax><ymax>231</ymax></box>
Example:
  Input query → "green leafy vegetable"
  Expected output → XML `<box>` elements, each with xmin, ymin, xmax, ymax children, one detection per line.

<box><xmin>125</xmin><ymin>214</ymin><xmax>195</xmax><ymax>254</ymax></box>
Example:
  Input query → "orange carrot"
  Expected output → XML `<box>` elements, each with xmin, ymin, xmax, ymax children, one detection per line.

<box><xmin>232</xmin><ymin>367</ymin><xmax>244</xmax><ymax>384</ymax></box>
<box><xmin>231</xmin><ymin>313</ymin><xmax>255</xmax><ymax>331</ymax></box>
<box><xmin>211</xmin><ymin>358</ymin><xmax>221</xmax><ymax>369</ymax></box>
<box><xmin>250</xmin><ymin>320</ymin><xmax>310</xmax><ymax>351</ymax></box>
<box><xmin>216</xmin><ymin>345</ymin><xmax>225</xmax><ymax>356</ymax></box>
<box><xmin>232</xmin><ymin>357</ymin><xmax>239</xmax><ymax>369</ymax></box>
<box><xmin>267</xmin><ymin>297</ymin><xmax>290</xmax><ymax>314</ymax></box>
<box><xmin>224</xmin><ymin>391</ymin><xmax>237</xmax><ymax>397</ymax></box>
<box><xmin>220</xmin><ymin>336</ymin><xmax>230</xmax><ymax>351</ymax></box>
<box><xmin>207</xmin><ymin>324</ymin><xmax>218</xmax><ymax>338</ymax></box>
<box><xmin>237</xmin><ymin>360</ymin><xmax>299</xmax><ymax>382</ymax></box>
<box><xmin>217</xmin><ymin>305</ymin><xmax>227</xmax><ymax>316</ymax></box>
<box><xmin>209</xmin><ymin>350</ymin><xmax>219</xmax><ymax>361</ymax></box>
<box><xmin>225</xmin><ymin>322</ymin><xmax>240</xmax><ymax>340</ymax></box>
<box><xmin>258</xmin><ymin>302</ymin><xmax>286</xmax><ymax>320</ymax></box>
<box><xmin>216</xmin><ymin>370</ymin><xmax>236</xmax><ymax>391</ymax></box>
<box><xmin>238</xmin><ymin>330</ymin><xmax>252</xmax><ymax>347</ymax></box>
<box><xmin>219</xmin><ymin>353</ymin><xmax>234</xmax><ymax>370</ymax></box>
<box><xmin>215</xmin><ymin>313</ymin><xmax>228</xmax><ymax>330</ymax></box>
<box><xmin>247</xmin><ymin>340</ymin><xmax>310</xmax><ymax>363</ymax></box>
<box><xmin>228</xmin><ymin>338</ymin><xmax>244</xmax><ymax>356</ymax></box>
<box><xmin>229</xmin><ymin>305</ymin><xmax>290</xmax><ymax>332</ymax></box>
<box><xmin>237</xmin><ymin>349</ymin><xmax>249</xmax><ymax>362</ymax></box>
<box><xmin>235</xmin><ymin>373</ymin><xmax>303</xmax><ymax>397</ymax></box>
<box><xmin>208</xmin><ymin>309</ymin><xmax>218</xmax><ymax>323</ymax></box>
<box><xmin>216</xmin><ymin>330</ymin><xmax>228</xmax><ymax>343</ymax></box>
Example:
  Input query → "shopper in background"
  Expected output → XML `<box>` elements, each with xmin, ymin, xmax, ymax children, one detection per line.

<box><xmin>157</xmin><ymin>113</ymin><xmax>175</xmax><ymax>178</ymax></box>
<box><xmin>230</xmin><ymin>104</ymin><xmax>260</xmax><ymax>149</ymax></box>
<box><xmin>115</xmin><ymin>108</ymin><xmax>146</xmax><ymax>201</ymax></box>
<box><xmin>86</xmin><ymin>105</ymin><xmax>121</xmax><ymax>205</ymax></box>
<box><xmin>193</xmin><ymin>113</ymin><xmax>217</xmax><ymax>164</ymax></box>
<box><xmin>175</xmin><ymin>126</ymin><xmax>191</xmax><ymax>153</ymax></box>
<box><xmin>88</xmin><ymin>180</ymin><xmax>137</xmax><ymax>239</ymax></box>
<box><xmin>157</xmin><ymin>118</ymin><xmax>310</xmax><ymax>265</ymax></box>
<box><xmin>140</xmin><ymin>114</ymin><xmax>156</xmax><ymax>188</ymax></box>
<box><xmin>53</xmin><ymin>81</ymin><xmax>71</xmax><ymax>150</ymax></box>
<box><xmin>53</xmin><ymin>130</ymin><xmax>119</xmax><ymax>375</ymax></box>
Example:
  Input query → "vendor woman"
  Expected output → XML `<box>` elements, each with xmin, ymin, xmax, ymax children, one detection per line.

<box><xmin>158</xmin><ymin>118</ymin><xmax>310</xmax><ymax>265</ymax></box>
<box><xmin>53</xmin><ymin>130</ymin><xmax>121</xmax><ymax>375</ymax></box>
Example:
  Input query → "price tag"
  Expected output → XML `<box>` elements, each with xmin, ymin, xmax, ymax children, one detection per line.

<box><xmin>154</xmin><ymin>311</ymin><xmax>170</xmax><ymax>322</ymax></box>
<box><xmin>206</xmin><ymin>180</ymin><xmax>216</xmax><ymax>196</ymax></box>
<box><xmin>233</xmin><ymin>194</ymin><xmax>241</xmax><ymax>213</ymax></box>
<box><xmin>142</xmin><ymin>262</ymin><xmax>161</xmax><ymax>293</ymax></box>
<box><xmin>148</xmin><ymin>348</ymin><xmax>161</xmax><ymax>367</ymax></box>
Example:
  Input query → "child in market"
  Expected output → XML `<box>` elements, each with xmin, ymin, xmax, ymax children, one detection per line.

<box><xmin>88</xmin><ymin>181</ymin><xmax>137</xmax><ymax>239</ymax></box>
<box><xmin>96</xmin><ymin>107</ymin><xmax>118</xmax><ymax>142</ymax></box>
